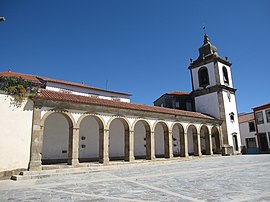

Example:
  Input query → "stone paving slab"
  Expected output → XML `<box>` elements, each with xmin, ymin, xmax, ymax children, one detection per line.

<box><xmin>0</xmin><ymin>155</ymin><xmax>270</xmax><ymax>201</ymax></box>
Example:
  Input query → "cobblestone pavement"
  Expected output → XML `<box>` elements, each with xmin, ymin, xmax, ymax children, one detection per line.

<box><xmin>0</xmin><ymin>155</ymin><xmax>270</xmax><ymax>201</ymax></box>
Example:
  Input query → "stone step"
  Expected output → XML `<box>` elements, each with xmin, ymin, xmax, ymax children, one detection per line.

<box><xmin>11</xmin><ymin>167</ymin><xmax>100</xmax><ymax>181</ymax></box>
<box><xmin>10</xmin><ymin>155</ymin><xmax>221</xmax><ymax>181</ymax></box>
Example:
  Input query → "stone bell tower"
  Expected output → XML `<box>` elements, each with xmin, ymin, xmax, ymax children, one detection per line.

<box><xmin>189</xmin><ymin>34</ymin><xmax>241</xmax><ymax>155</ymax></box>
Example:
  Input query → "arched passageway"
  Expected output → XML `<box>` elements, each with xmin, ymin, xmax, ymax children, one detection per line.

<box><xmin>154</xmin><ymin>122</ymin><xmax>169</xmax><ymax>158</ymax></box>
<box><xmin>109</xmin><ymin>118</ymin><xmax>129</xmax><ymax>161</ymax></box>
<box><xmin>200</xmin><ymin>125</ymin><xmax>211</xmax><ymax>155</ymax></box>
<box><xmin>187</xmin><ymin>125</ymin><xmax>199</xmax><ymax>156</ymax></box>
<box><xmin>42</xmin><ymin>112</ymin><xmax>73</xmax><ymax>164</ymax></box>
<box><xmin>78</xmin><ymin>115</ymin><xmax>103</xmax><ymax>163</ymax></box>
<box><xmin>134</xmin><ymin>120</ymin><xmax>151</xmax><ymax>160</ymax></box>
<box><xmin>212</xmin><ymin>126</ymin><xmax>221</xmax><ymax>154</ymax></box>
<box><xmin>172</xmin><ymin>123</ymin><xmax>185</xmax><ymax>157</ymax></box>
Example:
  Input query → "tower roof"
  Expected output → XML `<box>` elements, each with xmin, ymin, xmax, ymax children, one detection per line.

<box><xmin>189</xmin><ymin>34</ymin><xmax>231</xmax><ymax>69</ymax></box>
<box><xmin>198</xmin><ymin>34</ymin><xmax>218</xmax><ymax>59</ymax></box>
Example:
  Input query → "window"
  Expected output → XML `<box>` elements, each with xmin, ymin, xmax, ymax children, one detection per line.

<box><xmin>175</xmin><ymin>101</ymin><xmax>180</xmax><ymax>108</ymax></box>
<box><xmin>198</xmin><ymin>67</ymin><xmax>209</xmax><ymax>88</ymax></box>
<box><xmin>186</xmin><ymin>101</ymin><xmax>192</xmax><ymax>111</ymax></box>
<box><xmin>255</xmin><ymin>111</ymin><xmax>264</xmax><ymax>124</ymax></box>
<box><xmin>223</xmin><ymin>66</ymin><xmax>229</xmax><ymax>85</ymax></box>
<box><xmin>266</xmin><ymin>109</ymin><xmax>270</xmax><ymax>123</ymax></box>
<box><xmin>248</xmin><ymin>121</ymin><xmax>256</xmax><ymax>132</ymax></box>
<box><xmin>160</xmin><ymin>103</ymin><xmax>164</xmax><ymax>107</ymax></box>
<box><xmin>246</xmin><ymin>138</ymin><xmax>257</xmax><ymax>148</ymax></box>
<box><xmin>60</xmin><ymin>88</ymin><xmax>72</xmax><ymax>94</ymax></box>
<box><xmin>229</xmin><ymin>112</ymin><xmax>235</xmax><ymax>121</ymax></box>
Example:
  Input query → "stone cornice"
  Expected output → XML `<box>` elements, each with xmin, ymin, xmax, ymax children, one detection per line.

<box><xmin>190</xmin><ymin>85</ymin><xmax>236</xmax><ymax>97</ymax></box>
<box><xmin>33</xmin><ymin>98</ymin><xmax>222</xmax><ymax>125</ymax></box>
<box><xmin>189</xmin><ymin>56</ymin><xmax>232</xmax><ymax>70</ymax></box>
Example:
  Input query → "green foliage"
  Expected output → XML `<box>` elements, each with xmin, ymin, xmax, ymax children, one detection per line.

<box><xmin>0</xmin><ymin>76</ymin><xmax>38</xmax><ymax>107</ymax></box>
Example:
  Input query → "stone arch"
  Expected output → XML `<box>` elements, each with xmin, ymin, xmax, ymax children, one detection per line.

<box><xmin>106</xmin><ymin>116</ymin><xmax>131</xmax><ymax>130</ymax></box>
<box><xmin>77</xmin><ymin>114</ymin><xmax>105</xmax><ymax>163</ymax></box>
<box><xmin>187</xmin><ymin>124</ymin><xmax>199</xmax><ymax>156</ymax></box>
<box><xmin>40</xmin><ymin>111</ymin><xmax>75</xmax><ymax>127</ymax></box>
<box><xmin>76</xmin><ymin>114</ymin><xmax>105</xmax><ymax>129</ymax></box>
<box><xmin>153</xmin><ymin>121</ymin><xmax>170</xmax><ymax>158</ymax></box>
<box><xmin>107</xmin><ymin>117</ymin><xmax>130</xmax><ymax>161</ymax></box>
<box><xmin>171</xmin><ymin>123</ymin><xmax>185</xmax><ymax>157</ymax></box>
<box><xmin>199</xmin><ymin>125</ymin><xmax>211</xmax><ymax>155</ymax></box>
<box><xmin>41</xmin><ymin>111</ymin><xmax>75</xmax><ymax>165</ymax></box>
<box><xmin>133</xmin><ymin>119</ymin><xmax>151</xmax><ymax>160</ymax></box>
<box><xmin>211</xmin><ymin>126</ymin><xmax>221</xmax><ymax>154</ymax></box>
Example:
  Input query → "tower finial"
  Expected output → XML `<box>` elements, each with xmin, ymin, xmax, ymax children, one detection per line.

<box><xmin>204</xmin><ymin>34</ymin><xmax>210</xmax><ymax>44</ymax></box>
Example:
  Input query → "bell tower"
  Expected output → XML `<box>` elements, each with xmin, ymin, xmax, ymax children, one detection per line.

<box><xmin>189</xmin><ymin>34</ymin><xmax>241</xmax><ymax>155</ymax></box>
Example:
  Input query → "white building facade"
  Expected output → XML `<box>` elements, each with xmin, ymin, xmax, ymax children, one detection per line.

<box><xmin>238</xmin><ymin>113</ymin><xmax>258</xmax><ymax>154</ymax></box>
<box><xmin>0</xmin><ymin>35</ymin><xmax>241</xmax><ymax>178</ymax></box>
<box><xmin>254</xmin><ymin>103</ymin><xmax>270</xmax><ymax>153</ymax></box>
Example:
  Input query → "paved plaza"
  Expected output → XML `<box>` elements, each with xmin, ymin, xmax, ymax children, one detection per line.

<box><xmin>0</xmin><ymin>155</ymin><xmax>270</xmax><ymax>201</ymax></box>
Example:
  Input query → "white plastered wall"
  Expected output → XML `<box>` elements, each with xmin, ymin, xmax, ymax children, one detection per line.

<box><xmin>46</xmin><ymin>82</ymin><xmax>130</xmax><ymax>103</ymax></box>
<box><xmin>154</xmin><ymin>123</ymin><xmax>165</xmax><ymax>156</ymax></box>
<box><xmin>195</xmin><ymin>92</ymin><xmax>220</xmax><ymax>118</ymax></box>
<box><xmin>172</xmin><ymin>125</ymin><xmax>181</xmax><ymax>155</ymax></box>
<box><xmin>255</xmin><ymin>109</ymin><xmax>270</xmax><ymax>147</ymax></box>
<box><xmin>109</xmin><ymin>119</ymin><xmax>125</xmax><ymax>158</ymax></box>
<box><xmin>79</xmin><ymin>116</ymin><xmax>99</xmax><ymax>159</ymax></box>
<box><xmin>256</xmin><ymin>108</ymin><xmax>270</xmax><ymax>133</ymax></box>
<box><xmin>239</xmin><ymin>122</ymin><xmax>257</xmax><ymax>147</ymax></box>
<box><xmin>134</xmin><ymin>121</ymin><xmax>147</xmax><ymax>157</ymax></box>
<box><xmin>0</xmin><ymin>94</ymin><xmax>33</xmax><ymax>171</ymax></box>
<box><xmin>42</xmin><ymin>113</ymin><xmax>69</xmax><ymax>160</ymax></box>
<box><xmin>222</xmin><ymin>91</ymin><xmax>241</xmax><ymax>152</ymax></box>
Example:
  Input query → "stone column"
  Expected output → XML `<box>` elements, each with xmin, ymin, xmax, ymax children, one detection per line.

<box><xmin>125</xmin><ymin>130</ymin><xmax>135</xmax><ymax>162</ymax></box>
<box><xmin>180</xmin><ymin>132</ymin><xmax>185</xmax><ymax>157</ymax></box>
<box><xmin>208</xmin><ymin>133</ymin><xmax>214</xmax><ymax>155</ymax></box>
<box><xmin>146</xmin><ymin>131</ymin><xmax>155</xmax><ymax>160</ymax></box>
<box><xmin>99</xmin><ymin>129</ymin><xmax>109</xmax><ymax>165</ymax></box>
<box><xmin>184</xmin><ymin>132</ymin><xmax>189</xmax><ymax>157</ymax></box>
<box><xmin>165</xmin><ymin>131</ymin><xmax>173</xmax><ymax>158</ymax></box>
<box><xmin>29</xmin><ymin>107</ymin><xmax>43</xmax><ymax>171</ymax></box>
<box><xmin>68</xmin><ymin>127</ymin><xmax>79</xmax><ymax>166</ymax></box>
<box><xmin>197</xmin><ymin>133</ymin><xmax>202</xmax><ymax>156</ymax></box>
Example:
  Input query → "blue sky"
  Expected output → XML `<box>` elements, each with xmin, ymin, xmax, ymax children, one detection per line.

<box><xmin>0</xmin><ymin>0</ymin><xmax>269</xmax><ymax>113</ymax></box>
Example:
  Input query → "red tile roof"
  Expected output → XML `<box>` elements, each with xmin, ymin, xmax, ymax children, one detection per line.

<box><xmin>0</xmin><ymin>71</ymin><xmax>131</xmax><ymax>96</ymax></box>
<box><xmin>167</xmin><ymin>91</ymin><xmax>190</xmax><ymax>95</ymax></box>
<box><xmin>238</xmin><ymin>112</ymin><xmax>254</xmax><ymax>123</ymax></box>
<box><xmin>34</xmin><ymin>90</ymin><xmax>216</xmax><ymax>120</ymax></box>
<box><xmin>0</xmin><ymin>71</ymin><xmax>43</xmax><ymax>84</ymax></box>
<box><xmin>253</xmin><ymin>103</ymin><xmax>270</xmax><ymax>112</ymax></box>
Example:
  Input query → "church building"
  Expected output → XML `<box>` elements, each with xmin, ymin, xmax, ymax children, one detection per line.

<box><xmin>0</xmin><ymin>35</ymin><xmax>241</xmax><ymax>178</ymax></box>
